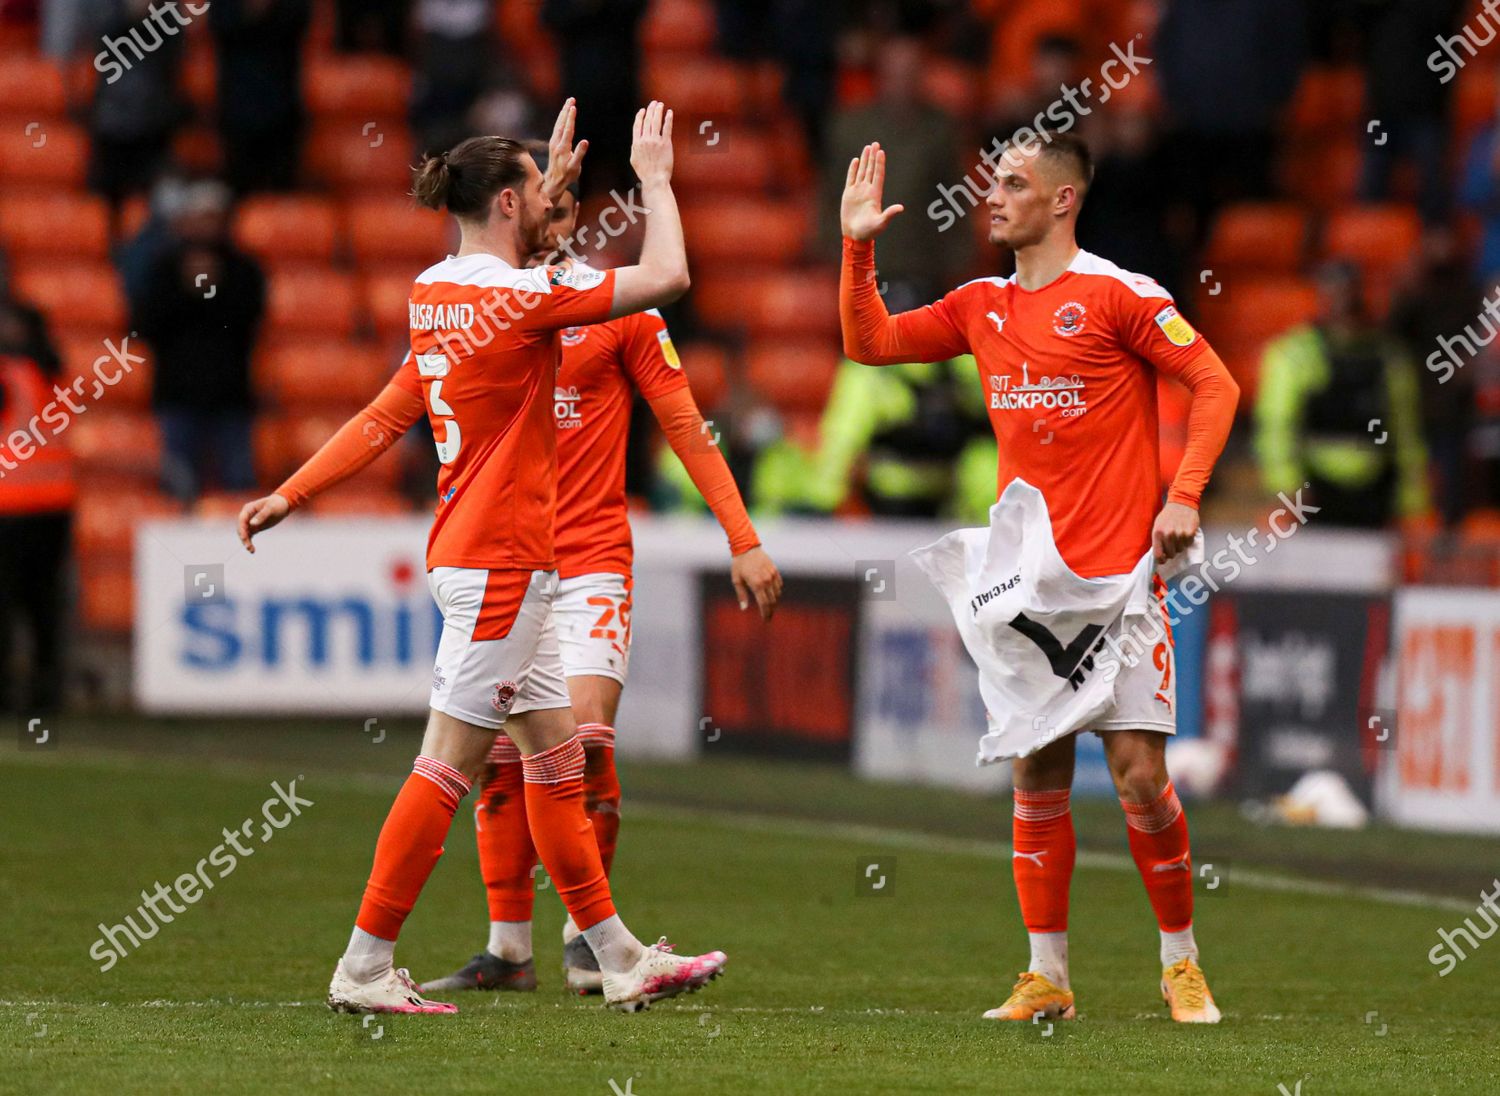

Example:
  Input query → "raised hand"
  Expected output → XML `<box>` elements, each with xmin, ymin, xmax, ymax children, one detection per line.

<box><xmin>840</xmin><ymin>142</ymin><xmax>905</xmax><ymax>241</ymax></box>
<box><xmin>629</xmin><ymin>99</ymin><xmax>675</xmax><ymax>188</ymax></box>
<box><xmin>542</xmin><ymin>97</ymin><xmax>588</xmax><ymax>203</ymax></box>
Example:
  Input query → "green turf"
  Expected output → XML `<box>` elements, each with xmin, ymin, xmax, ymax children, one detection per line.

<box><xmin>2</xmin><ymin>723</ymin><xmax>1496</xmax><ymax>1094</ymax></box>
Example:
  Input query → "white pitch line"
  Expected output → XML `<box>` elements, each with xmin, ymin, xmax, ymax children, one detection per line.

<box><xmin>629</xmin><ymin>802</ymin><xmax>1476</xmax><ymax>914</ymax></box>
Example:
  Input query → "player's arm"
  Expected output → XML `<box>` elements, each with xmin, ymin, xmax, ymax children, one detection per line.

<box><xmin>839</xmin><ymin>142</ymin><xmax>970</xmax><ymax>366</ymax></box>
<box><xmin>621</xmin><ymin>310</ymin><xmax>783</xmax><ymax>618</ymax></box>
<box><xmin>1133</xmin><ymin>309</ymin><xmax>1240</xmax><ymax>562</ymax></box>
<box><xmin>236</xmin><ymin>357</ymin><xmax>425</xmax><ymax>553</ymax></box>
<box><xmin>608</xmin><ymin>100</ymin><xmax>691</xmax><ymax>319</ymax></box>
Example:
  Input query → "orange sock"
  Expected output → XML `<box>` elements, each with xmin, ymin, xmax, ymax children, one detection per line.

<box><xmin>356</xmin><ymin>756</ymin><xmax>471</xmax><ymax>940</ymax></box>
<box><xmin>1012</xmin><ymin>787</ymin><xmax>1075</xmax><ymax>933</ymax></box>
<box><xmin>578</xmin><ymin>723</ymin><xmax>621</xmax><ymax>875</ymax></box>
<box><xmin>522</xmin><ymin>736</ymin><xmax>616</xmax><ymax>931</ymax></box>
<box><xmin>476</xmin><ymin>736</ymin><xmax>537</xmax><ymax>923</ymax></box>
<box><xmin>1122</xmin><ymin>781</ymin><xmax>1194</xmax><ymax>933</ymax></box>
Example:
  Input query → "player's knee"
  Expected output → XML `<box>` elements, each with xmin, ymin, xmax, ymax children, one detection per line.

<box><xmin>1111</xmin><ymin>754</ymin><xmax>1167</xmax><ymax>803</ymax></box>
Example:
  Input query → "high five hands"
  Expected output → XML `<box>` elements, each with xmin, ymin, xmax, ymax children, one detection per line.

<box><xmin>840</xmin><ymin>142</ymin><xmax>905</xmax><ymax>241</ymax></box>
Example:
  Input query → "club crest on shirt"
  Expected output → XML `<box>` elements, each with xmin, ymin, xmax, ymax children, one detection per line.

<box><xmin>561</xmin><ymin>326</ymin><xmax>588</xmax><ymax>346</ymax></box>
<box><xmin>1153</xmin><ymin>305</ymin><xmax>1199</xmax><ymax>347</ymax></box>
<box><xmin>1052</xmin><ymin>301</ymin><xmax>1087</xmax><ymax>337</ymax></box>
<box><xmin>491</xmin><ymin>680</ymin><xmax>518</xmax><ymax>713</ymax></box>
<box><xmin>554</xmin><ymin>385</ymin><xmax>583</xmax><ymax>429</ymax></box>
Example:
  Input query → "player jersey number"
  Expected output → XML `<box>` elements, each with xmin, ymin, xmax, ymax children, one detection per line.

<box><xmin>417</xmin><ymin>349</ymin><xmax>461</xmax><ymax>465</ymax></box>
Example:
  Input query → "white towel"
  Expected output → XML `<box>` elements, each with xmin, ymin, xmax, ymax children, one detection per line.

<box><xmin>909</xmin><ymin>478</ymin><xmax>1201</xmax><ymax>764</ymax></box>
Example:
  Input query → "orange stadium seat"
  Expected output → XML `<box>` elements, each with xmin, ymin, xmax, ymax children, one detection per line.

<box><xmin>171</xmin><ymin>125</ymin><xmax>223</xmax><ymax>175</ymax></box>
<box><xmin>678</xmin><ymin>341</ymin><xmax>730</xmax><ymax>409</ymax></box>
<box><xmin>1278</xmin><ymin>138</ymin><xmax>1362</xmax><ymax>211</ymax></box>
<box><xmin>694</xmin><ymin>270</ymin><xmax>841</xmax><ymax>338</ymax></box>
<box><xmin>180</xmin><ymin>46</ymin><xmax>217</xmax><ymax>111</ymax></box>
<box><xmin>746</xmin><ymin>340</ymin><xmax>838</xmax><ymax>414</ymax></box>
<box><xmin>1323</xmin><ymin>205</ymin><xmax>1423</xmax><ymax>273</ymax></box>
<box><xmin>306</xmin><ymin>121</ymin><xmax>414</xmax><ymax>192</ymax></box>
<box><xmin>641</xmin><ymin>0</ymin><xmax>716</xmax><ymax>55</ymax></box>
<box><xmin>0</xmin><ymin>193</ymin><xmax>110</xmax><ymax>258</ymax></box>
<box><xmin>304</xmin><ymin>55</ymin><xmax>411</xmax><ymax>117</ymax></box>
<box><xmin>986</xmin><ymin>0</ymin><xmax>1087</xmax><ymax>98</ymax></box>
<box><xmin>1286</xmin><ymin>67</ymin><xmax>1366</xmax><ymax>138</ymax></box>
<box><xmin>266</xmin><ymin>269</ymin><xmax>359</xmax><ymax>336</ymax></box>
<box><xmin>0</xmin><ymin>55</ymin><xmax>66</xmax><ymax>115</ymax></box>
<box><xmin>346</xmin><ymin>198</ymin><xmax>454</xmax><ymax>266</ymax></box>
<box><xmin>1197</xmin><ymin>276</ymin><xmax>1319</xmax><ymax>394</ymax></box>
<box><xmin>672</xmin><ymin>127</ymin><xmax>778</xmax><ymax>194</ymax></box>
<box><xmin>233</xmin><ymin>195</ymin><xmax>341</xmax><ymax>264</ymax></box>
<box><xmin>77</xmin><ymin>556</ymin><xmax>135</xmax><ymax>634</ymax></box>
<box><xmin>682</xmin><ymin>199</ymin><xmax>810</xmax><ymax>264</ymax></box>
<box><xmin>74</xmin><ymin>486</ymin><xmax>180</xmax><ymax>559</ymax></box>
<box><xmin>1203</xmin><ymin>203</ymin><xmax>1309</xmax><ymax>275</ymax></box>
<box><xmin>644</xmin><ymin>57</ymin><xmax>750</xmax><ymax>120</ymax></box>
<box><xmin>254</xmin><ymin>410</ymin><xmax>371</xmax><ymax>483</ymax></box>
<box><xmin>67</xmin><ymin>412</ymin><xmax>162</xmax><ymax>480</ymax></box>
<box><xmin>59</xmin><ymin>334</ymin><xmax>153</xmax><ymax>411</ymax></box>
<box><xmin>256</xmin><ymin>341</ymin><xmax>394</xmax><ymax>409</ymax></box>
<box><xmin>922</xmin><ymin>59</ymin><xmax>980</xmax><ymax>119</ymax></box>
<box><xmin>1455</xmin><ymin>66</ymin><xmax>1498</xmax><ymax>141</ymax></box>
<box><xmin>13</xmin><ymin>261</ymin><xmax>128</xmax><ymax>334</ymax></box>
<box><xmin>362</xmin><ymin>267</ymin><xmax>416</xmax><ymax>337</ymax></box>
<box><xmin>0</xmin><ymin>119</ymin><xmax>89</xmax><ymax>188</ymax></box>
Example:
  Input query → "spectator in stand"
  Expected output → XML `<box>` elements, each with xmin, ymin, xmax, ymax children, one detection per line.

<box><xmin>1458</xmin><ymin>81</ymin><xmax>1500</xmax><ymax>278</ymax></box>
<box><xmin>86</xmin><ymin>0</ymin><xmax>187</xmax><ymax>215</ymax></box>
<box><xmin>984</xmin><ymin>34</ymin><xmax>1089</xmax><ymax>147</ymax></box>
<box><xmin>0</xmin><ymin>310</ymin><xmax>74</xmax><ymax>718</ymax></box>
<box><xmin>1255</xmin><ymin>261</ymin><xmax>1429</xmax><ymax>528</ymax></box>
<box><xmin>713</xmin><ymin>0</ymin><xmax>835</xmax><ymax>154</ymax></box>
<box><xmin>1156</xmin><ymin>0</ymin><xmax>1306</xmax><ymax>243</ymax></box>
<box><xmin>1389</xmin><ymin>227</ymin><xmax>1480</xmax><ymax>524</ymax></box>
<box><xmin>819</xmin><ymin>35</ymin><xmax>966</xmax><ymax>313</ymax></box>
<box><xmin>210</xmin><ymin>0</ymin><xmax>312</xmax><ymax>194</ymax></box>
<box><xmin>132</xmin><ymin>181</ymin><xmax>265</xmax><ymax>501</ymax></box>
<box><xmin>410</xmin><ymin>0</ymin><xmax>496</xmax><ymax>155</ymax></box>
<box><xmin>335</xmin><ymin>0</ymin><xmax>409</xmax><ymax>55</ymax></box>
<box><xmin>542</xmin><ymin>0</ymin><xmax>650</xmax><ymax>199</ymax></box>
<box><xmin>1359</xmin><ymin>0</ymin><xmax>1464</xmax><ymax>223</ymax></box>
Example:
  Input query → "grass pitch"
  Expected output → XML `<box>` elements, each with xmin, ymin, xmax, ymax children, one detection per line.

<box><xmin>2</xmin><ymin>719</ymin><xmax>1496</xmax><ymax>1095</ymax></box>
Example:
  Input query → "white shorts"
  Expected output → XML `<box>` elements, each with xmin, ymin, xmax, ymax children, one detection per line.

<box><xmin>427</xmin><ymin>567</ymin><xmax>572</xmax><ymax>730</ymax></box>
<box><xmin>553</xmin><ymin>571</ymin><xmax>633</xmax><ymax>685</ymax></box>
<box><xmin>1092</xmin><ymin>584</ymin><xmax>1177</xmax><ymax>735</ymax></box>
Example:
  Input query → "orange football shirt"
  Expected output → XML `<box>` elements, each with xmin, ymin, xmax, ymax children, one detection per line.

<box><xmin>553</xmin><ymin>307</ymin><xmax>690</xmax><ymax>578</ymax></box>
<box><xmin>398</xmin><ymin>252</ymin><xmax>617</xmax><ymax>571</ymax></box>
<box><xmin>844</xmin><ymin>242</ymin><xmax>1232</xmax><ymax>578</ymax></box>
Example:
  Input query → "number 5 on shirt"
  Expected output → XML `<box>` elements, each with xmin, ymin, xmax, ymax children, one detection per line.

<box><xmin>417</xmin><ymin>350</ymin><xmax>461</xmax><ymax>464</ymax></box>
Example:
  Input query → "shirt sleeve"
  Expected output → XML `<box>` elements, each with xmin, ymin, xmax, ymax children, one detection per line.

<box><xmin>647</xmin><ymin>386</ymin><xmax>760</xmax><ymax>556</ymax></box>
<box><xmin>1114</xmin><ymin>286</ymin><xmax>1240</xmax><ymax>508</ymax></box>
<box><xmin>840</xmin><ymin>238</ymin><xmax>972</xmax><ymax>365</ymax></box>
<box><xmin>620</xmin><ymin>309</ymin><xmax>691</xmax><ymax>400</ymax></box>
<box><xmin>511</xmin><ymin>265</ymin><xmax>618</xmax><ymax>331</ymax></box>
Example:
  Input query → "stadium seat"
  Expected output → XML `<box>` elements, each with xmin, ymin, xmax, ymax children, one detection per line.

<box><xmin>58</xmin><ymin>334</ymin><xmax>153</xmax><ymax>411</ymax></box>
<box><xmin>678</xmin><ymin>341</ymin><xmax>730</xmax><ymax>409</ymax></box>
<box><xmin>77</xmin><ymin>556</ymin><xmax>135</xmax><ymax>635</ymax></box>
<box><xmin>0</xmin><ymin>193</ymin><xmax>110</xmax><ymax>258</ymax></box>
<box><xmin>985</xmin><ymin>0</ymin><xmax>1087</xmax><ymax>99</ymax></box>
<box><xmin>67</xmin><ymin>411</ymin><xmax>162</xmax><ymax>481</ymax></box>
<box><xmin>672</xmin><ymin>127</ymin><xmax>779</xmax><ymax>194</ymax></box>
<box><xmin>265</xmin><ymin>269</ymin><xmax>359</xmax><ymax>337</ymax></box>
<box><xmin>12</xmin><ymin>261</ymin><xmax>127</xmax><ymax>334</ymax></box>
<box><xmin>254</xmin><ymin>410</ymin><xmax>370</xmax><ymax>483</ymax></box>
<box><xmin>1197</xmin><ymin>276</ymin><xmax>1320</xmax><ymax>395</ymax></box>
<box><xmin>346</xmin><ymin>197</ymin><xmax>454</xmax><ymax>265</ymax></box>
<box><xmin>180</xmin><ymin>46</ymin><xmax>217</xmax><ymax>111</ymax></box>
<box><xmin>1323</xmin><ymin>204</ymin><xmax>1423</xmax><ymax>274</ymax></box>
<box><xmin>921</xmin><ymin>59</ymin><xmax>980</xmax><ymax>119</ymax></box>
<box><xmin>1286</xmin><ymin>66</ymin><xmax>1366</xmax><ymax>137</ymax></box>
<box><xmin>644</xmin><ymin>57</ymin><xmax>750</xmax><ymax>119</ymax></box>
<box><xmin>305</xmin><ymin>121</ymin><xmax>414</xmax><ymax>192</ymax></box>
<box><xmin>1278</xmin><ymin>138</ymin><xmax>1362</xmax><ymax>210</ymax></box>
<box><xmin>641</xmin><ymin>0</ymin><xmax>716</xmax><ymax>56</ymax></box>
<box><xmin>171</xmin><ymin>125</ymin><xmax>223</xmax><ymax>175</ymax></box>
<box><xmin>694</xmin><ymin>270</ymin><xmax>841</xmax><ymax>337</ymax></box>
<box><xmin>682</xmin><ymin>199</ymin><xmax>811</xmax><ymax>264</ymax></box>
<box><xmin>361</xmin><ymin>267</ymin><xmax>416</xmax><ymax>338</ymax></box>
<box><xmin>0</xmin><ymin>118</ymin><xmax>89</xmax><ymax>188</ymax></box>
<box><xmin>233</xmin><ymin>195</ymin><xmax>341</xmax><ymax>264</ymax></box>
<box><xmin>1454</xmin><ymin>66</ymin><xmax>1498</xmax><ymax>141</ymax></box>
<box><xmin>1203</xmin><ymin>203</ymin><xmax>1309</xmax><ymax>275</ymax></box>
<box><xmin>304</xmin><ymin>55</ymin><xmax>411</xmax><ymax>117</ymax></box>
<box><xmin>745</xmin><ymin>340</ymin><xmax>838</xmax><ymax>414</ymax></box>
<box><xmin>256</xmin><ymin>340</ymin><xmax>394</xmax><ymax>409</ymax></box>
<box><xmin>74</xmin><ymin>486</ymin><xmax>180</xmax><ymax>559</ymax></box>
<box><xmin>0</xmin><ymin>55</ymin><xmax>66</xmax><ymax>115</ymax></box>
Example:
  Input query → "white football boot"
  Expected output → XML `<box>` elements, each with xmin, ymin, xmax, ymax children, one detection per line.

<box><xmin>327</xmin><ymin>959</ymin><xmax>459</xmax><ymax>1014</ymax></box>
<box><xmin>602</xmin><ymin>937</ymin><xmax>726</xmax><ymax>1012</ymax></box>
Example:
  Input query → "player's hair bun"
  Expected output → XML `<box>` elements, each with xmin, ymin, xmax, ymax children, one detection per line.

<box><xmin>411</xmin><ymin>151</ymin><xmax>454</xmax><ymax>211</ymax></box>
<box><xmin>410</xmin><ymin>137</ymin><xmax>529</xmax><ymax>219</ymax></box>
